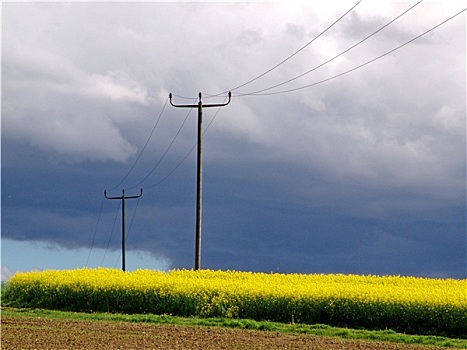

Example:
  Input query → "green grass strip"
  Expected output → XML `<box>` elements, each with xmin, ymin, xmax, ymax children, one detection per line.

<box><xmin>2</xmin><ymin>307</ymin><xmax>466</xmax><ymax>348</ymax></box>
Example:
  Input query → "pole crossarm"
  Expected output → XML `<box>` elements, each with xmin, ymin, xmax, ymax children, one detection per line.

<box><xmin>104</xmin><ymin>188</ymin><xmax>143</xmax><ymax>200</ymax></box>
<box><xmin>169</xmin><ymin>91</ymin><xmax>231</xmax><ymax>109</ymax></box>
<box><xmin>169</xmin><ymin>91</ymin><xmax>231</xmax><ymax>270</ymax></box>
<box><xmin>104</xmin><ymin>188</ymin><xmax>143</xmax><ymax>271</ymax></box>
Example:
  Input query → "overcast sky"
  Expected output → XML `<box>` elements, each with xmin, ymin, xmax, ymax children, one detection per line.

<box><xmin>2</xmin><ymin>1</ymin><xmax>466</xmax><ymax>280</ymax></box>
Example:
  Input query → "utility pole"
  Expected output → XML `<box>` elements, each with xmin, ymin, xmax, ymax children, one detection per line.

<box><xmin>169</xmin><ymin>92</ymin><xmax>231</xmax><ymax>270</ymax></box>
<box><xmin>104</xmin><ymin>188</ymin><xmax>143</xmax><ymax>271</ymax></box>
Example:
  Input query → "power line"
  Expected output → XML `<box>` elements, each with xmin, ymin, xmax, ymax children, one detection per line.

<box><xmin>234</xmin><ymin>6</ymin><xmax>466</xmax><ymax>97</ymax></box>
<box><xmin>149</xmin><ymin>3</ymin><xmax>361</xmax><ymax>190</ymax></box>
<box><xmin>145</xmin><ymin>96</ymin><xmax>228</xmax><ymax>189</ymax></box>
<box><xmin>171</xmin><ymin>93</ymin><xmax>199</xmax><ymax>100</ymax></box>
<box><xmin>131</xmin><ymin>2</ymin><xmax>416</xmax><ymax>190</ymax></box>
<box><xmin>146</xmin><ymin>141</ymin><xmax>197</xmax><ymax>189</ymax></box>
<box><xmin>237</xmin><ymin>0</ymin><xmax>423</xmax><ymax>96</ymax></box>
<box><xmin>205</xmin><ymin>0</ymin><xmax>363</xmax><ymax>97</ymax></box>
<box><xmin>109</xmin><ymin>97</ymin><xmax>169</xmax><ymax>191</ymax></box>
<box><xmin>204</xmin><ymin>96</ymin><xmax>229</xmax><ymax>133</ymax></box>
<box><xmin>128</xmin><ymin>98</ymin><xmax>198</xmax><ymax>190</ymax></box>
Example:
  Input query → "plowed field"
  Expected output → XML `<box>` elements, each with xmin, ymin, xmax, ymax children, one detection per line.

<box><xmin>1</xmin><ymin>316</ymin><xmax>460</xmax><ymax>350</ymax></box>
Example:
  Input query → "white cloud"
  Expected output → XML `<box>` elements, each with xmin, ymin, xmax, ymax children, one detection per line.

<box><xmin>2</xmin><ymin>41</ymin><xmax>146</xmax><ymax>162</ymax></box>
<box><xmin>3</xmin><ymin>1</ymin><xmax>464</xmax><ymax>171</ymax></box>
<box><xmin>88</xmin><ymin>72</ymin><xmax>148</xmax><ymax>104</ymax></box>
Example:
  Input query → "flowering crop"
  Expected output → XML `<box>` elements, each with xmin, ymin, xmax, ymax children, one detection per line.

<box><xmin>4</xmin><ymin>268</ymin><xmax>466</xmax><ymax>337</ymax></box>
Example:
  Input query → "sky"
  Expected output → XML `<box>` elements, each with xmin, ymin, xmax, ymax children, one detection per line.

<box><xmin>1</xmin><ymin>1</ymin><xmax>466</xmax><ymax>281</ymax></box>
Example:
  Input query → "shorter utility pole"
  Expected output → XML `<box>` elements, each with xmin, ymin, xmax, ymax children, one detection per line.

<box><xmin>169</xmin><ymin>92</ymin><xmax>231</xmax><ymax>270</ymax></box>
<box><xmin>104</xmin><ymin>188</ymin><xmax>143</xmax><ymax>271</ymax></box>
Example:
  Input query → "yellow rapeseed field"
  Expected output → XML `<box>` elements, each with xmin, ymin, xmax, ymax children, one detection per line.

<box><xmin>4</xmin><ymin>268</ymin><xmax>467</xmax><ymax>337</ymax></box>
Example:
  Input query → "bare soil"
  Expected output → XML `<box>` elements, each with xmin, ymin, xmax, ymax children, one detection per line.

<box><xmin>1</xmin><ymin>316</ymin><xmax>459</xmax><ymax>350</ymax></box>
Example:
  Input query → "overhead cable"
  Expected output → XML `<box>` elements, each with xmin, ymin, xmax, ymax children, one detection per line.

<box><xmin>109</xmin><ymin>98</ymin><xmax>169</xmax><ymax>191</ymax></box>
<box><xmin>238</xmin><ymin>0</ymin><xmax>423</xmax><ymax>96</ymax></box>
<box><xmin>220</xmin><ymin>0</ymin><xmax>363</xmax><ymax>95</ymax></box>
<box><xmin>128</xmin><ymin>98</ymin><xmax>198</xmax><ymax>189</ymax></box>
<box><xmin>235</xmin><ymin>6</ymin><xmax>466</xmax><ymax>97</ymax></box>
<box><xmin>146</xmin><ymin>97</ymin><xmax>228</xmax><ymax>189</ymax></box>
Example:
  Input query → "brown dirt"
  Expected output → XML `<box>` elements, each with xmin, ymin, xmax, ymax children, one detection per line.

<box><xmin>0</xmin><ymin>316</ymin><xmax>458</xmax><ymax>350</ymax></box>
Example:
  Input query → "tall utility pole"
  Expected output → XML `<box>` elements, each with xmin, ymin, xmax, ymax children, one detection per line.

<box><xmin>169</xmin><ymin>92</ymin><xmax>231</xmax><ymax>270</ymax></box>
<box><xmin>104</xmin><ymin>188</ymin><xmax>143</xmax><ymax>271</ymax></box>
